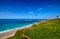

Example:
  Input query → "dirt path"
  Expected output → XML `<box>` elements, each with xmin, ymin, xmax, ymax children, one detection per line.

<box><xmin>22</xmin><ymin>34</ymin><xmax>30</xmax><ymax>39</ymax></box>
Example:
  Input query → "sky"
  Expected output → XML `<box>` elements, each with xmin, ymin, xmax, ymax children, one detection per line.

<box><xmin>0</xmin><ymin>0</ymin><xmax>60</xmax><ymax>19</ymax></box>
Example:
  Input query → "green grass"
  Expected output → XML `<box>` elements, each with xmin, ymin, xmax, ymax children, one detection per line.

<box><xmin>7</xmin><ymin>18</ymin><xmax>60</xmax><ymax>39</ymax></box>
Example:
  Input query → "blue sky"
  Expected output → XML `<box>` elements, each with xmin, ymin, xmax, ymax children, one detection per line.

<box><xmin>0</xmin><ymin>0</ymin><xmax>60</xmax><ymax>19</ymax></box>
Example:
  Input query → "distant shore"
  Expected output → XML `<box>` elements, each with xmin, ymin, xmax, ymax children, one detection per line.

<box><xmin>0</xmin><ymin>24</ymin><xmax>33</xmax><ymax>39</ymax></box>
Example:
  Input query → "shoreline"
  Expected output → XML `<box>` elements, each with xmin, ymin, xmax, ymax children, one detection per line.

<box><xmin>0</xmin><ymin>24</ymin><xmax>33</xmax><ymax>39</ymax></box>
<box><xmin>0</xmin><ymin>24</ymin><xmax>33</xmax><ymax>34</ymax></box>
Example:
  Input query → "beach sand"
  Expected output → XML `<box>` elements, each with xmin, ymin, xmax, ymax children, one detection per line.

<box><xmin>0</xmin><ymin>24</ymin><xmax>32</xmax><ymax>39</ymax></box>
<box><xmin>0</xmin><ymin>30</ymin><xmax>16</xmax><ymax>39</ymax></box>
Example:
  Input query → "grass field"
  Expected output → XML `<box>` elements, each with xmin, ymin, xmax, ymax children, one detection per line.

<box><xmin>7</xmin><ymin>18</ymin><xmax>60</xmax><ymax>39</ymax></box>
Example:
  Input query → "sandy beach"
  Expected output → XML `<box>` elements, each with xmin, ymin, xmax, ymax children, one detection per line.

<box><xmin>0</xmin><ymin>24</ymin><xmax>32</xmax><ymax>39</ymax></box>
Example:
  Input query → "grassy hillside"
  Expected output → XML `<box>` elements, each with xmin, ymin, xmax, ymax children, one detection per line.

<box><xmin>7</xmin><ymin>18</ymin><xmax>60</xmax><ymax>39</ymax></box>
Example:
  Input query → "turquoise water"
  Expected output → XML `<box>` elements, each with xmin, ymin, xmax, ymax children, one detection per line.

<box><xmin>0</xmin><ymin>23</ymin><xmax>33</xmax><ymax>31</ymax></box>
<box><xmin>0</xmin><ymin>19</ymin><xmax>45</xmax><ymax>32</ymax></box>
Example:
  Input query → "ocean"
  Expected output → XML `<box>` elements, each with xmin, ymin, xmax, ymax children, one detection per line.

<box><xmin>0</xmin><ymin>19</ymin><xmax>45</xmax><ymax>32</ymax></box>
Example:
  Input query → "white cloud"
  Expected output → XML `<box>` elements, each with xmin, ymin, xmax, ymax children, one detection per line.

<box><xmin>29</xmin><ymin>12</ymin><xmax>33</xmax><ymax>14</ymax></box>
<box><xmin>37</xmin><ymin>8</ymin><xmax>42</xmax><ymax>11</ymax></box>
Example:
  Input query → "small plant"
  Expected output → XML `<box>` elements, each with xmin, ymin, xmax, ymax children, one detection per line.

<box><xmin>56</xmin><ymin>16</ymin><xmax>59</xmax><ymax>18</ymax></box>
<box><xmin>32</xmin><ymin>24</ymin><xmax>37</xmax><ymax>27</ymax></box>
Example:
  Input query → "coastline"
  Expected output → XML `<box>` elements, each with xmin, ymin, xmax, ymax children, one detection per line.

<box><xmin>0</xmin><ymin>24</ymin><xmax>33</xmax><ymax>39</ymax></box>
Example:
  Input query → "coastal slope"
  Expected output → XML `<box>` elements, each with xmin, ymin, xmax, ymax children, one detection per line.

<box><xmin>7</xmin><ymin>18</ymin><xmax>60</xmax><ymax>39</ymax></box>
